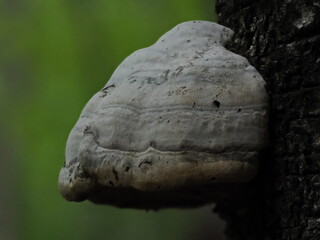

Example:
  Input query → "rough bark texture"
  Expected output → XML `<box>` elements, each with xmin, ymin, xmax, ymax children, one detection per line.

<box><xmin>215</xmin><ymin>0</ymin><xmax>320</xmax><ymax>239</ymax></box>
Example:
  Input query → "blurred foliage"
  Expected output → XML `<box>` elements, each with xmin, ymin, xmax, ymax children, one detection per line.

<box><xmin>0</xmin><ymin>0</ymin><xmax>218</xmax><ymax>239</ymax></box>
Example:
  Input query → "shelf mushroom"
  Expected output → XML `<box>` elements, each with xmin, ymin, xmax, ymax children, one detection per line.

<box><xmin>58</xmin><ymin>21</ymin><xmax>268</xmax><ymax>209</ymax></box>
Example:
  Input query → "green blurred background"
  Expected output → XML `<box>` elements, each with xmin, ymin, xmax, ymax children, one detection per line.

<box><xmin>0</xmin><ymin>0</ymin><xmax>226</xmax><ymax>239</ymax></box>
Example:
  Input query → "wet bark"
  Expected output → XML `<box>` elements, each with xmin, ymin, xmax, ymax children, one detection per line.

<box><xmin>215</xmin><ymin>0</ymin><xmax>320</xmax><ymax>239</ymax></box>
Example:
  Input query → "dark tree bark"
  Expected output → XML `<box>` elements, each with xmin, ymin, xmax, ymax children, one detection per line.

<box><xmin>214</xmin><ymin>0</ymin><xmax>320</xmax><ymax>239</ymax></box>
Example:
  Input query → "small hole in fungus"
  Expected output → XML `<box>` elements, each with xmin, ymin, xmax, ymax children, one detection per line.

<box><xmin>237</xmin><ymin>108</ymin><xmax>242</xmax><ymax>112</ymax></box>
<box><xmin>109</xmin><ymin>181</ymin><xmax>114</xmax><ymax>186</ymax></box>
<box><xmin>213</xmin><ymin>100</ymin><xmax>220</xmax><ymax>108</ymax></box>
<box><xmin>125</xmin><ymin>167</ymin><xmax>130</xmax><ymax>172</ymax></box>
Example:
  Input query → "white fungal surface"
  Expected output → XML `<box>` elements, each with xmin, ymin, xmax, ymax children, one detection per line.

<box><xmin>59</xmin><ymin>21</ymin><xmax>268</xmax><ymax>203</ymax></box>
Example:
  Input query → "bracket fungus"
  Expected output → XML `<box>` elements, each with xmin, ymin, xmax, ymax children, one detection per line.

<box><xmin>59</xmin><ymin>21</ymin><xmax>268</xmax><ymax>209</ymax></box>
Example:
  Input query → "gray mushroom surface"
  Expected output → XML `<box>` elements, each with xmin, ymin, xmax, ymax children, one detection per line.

<box><xmin>59</xmin><ymin>21</ymin><xmax>268</xmax><ymax>209</ymax></box>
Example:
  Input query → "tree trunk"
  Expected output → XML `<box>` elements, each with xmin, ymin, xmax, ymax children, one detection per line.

<box><xmin>214</xmin><ymin>0</ymin><xmax>320</xmax><ymax>239</ymax></box>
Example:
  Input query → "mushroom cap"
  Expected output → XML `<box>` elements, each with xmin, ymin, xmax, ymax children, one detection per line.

<box><xmin>59</xmin><ymin>21</ymin><xmax>268</xmax><ymax>209</ymax></box>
